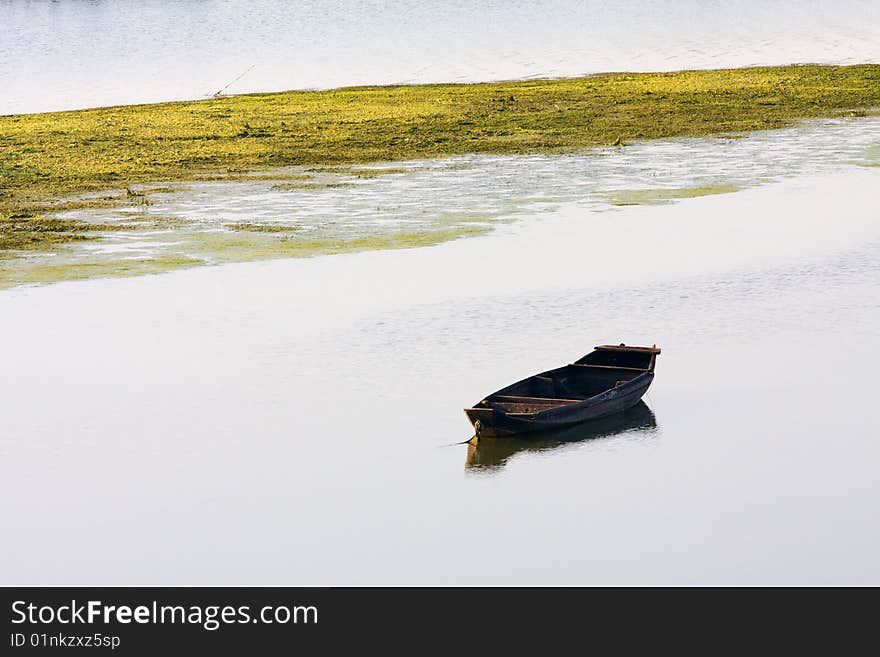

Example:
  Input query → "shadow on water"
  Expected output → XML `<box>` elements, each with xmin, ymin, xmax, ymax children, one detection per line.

<box><xmin>464</xmin><ymin>401</ymin><xmax>658</xmax><ymax>472</ymax></box>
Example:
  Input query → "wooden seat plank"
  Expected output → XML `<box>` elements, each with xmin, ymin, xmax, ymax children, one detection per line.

<box><xmin>492</xmin><ymin>394</ymin><xmax>583</xmax><ymax>404</ymax></box>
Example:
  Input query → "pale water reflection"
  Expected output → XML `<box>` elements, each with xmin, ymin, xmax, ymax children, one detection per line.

<box><xmin>2</xmin><ymin>0</ymin><xmax>879</xmax><ymax>115</ymax></box>
<box><xmin>465</xmin><ymin>402</ymin><xmax>658</xmax><ymax>472</ymax></box>
<box><xmin>1</xmin><ymin>167</ymin><xmax>878</xmax><ymax>584</ymax></box>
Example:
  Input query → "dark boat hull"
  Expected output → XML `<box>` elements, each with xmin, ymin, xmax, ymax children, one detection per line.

<box><xmin>464</xmin><ymin>344</ymin><xmax>660</xmax><ymax>438</ymax></box>
<box><xmin>465</xmin><ymin>372</ymin><xmax>653</xmax><ymax>437</ymax></box>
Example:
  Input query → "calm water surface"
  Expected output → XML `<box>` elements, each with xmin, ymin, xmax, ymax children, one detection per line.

<box><xmin>1</xmin><ymin>168</ymin><xmax>878</xmax><ymax>584</ymax></box>
<box><xmin>2</xmin><ymin>0</ymin><xmax>879</xmax><ymax>114</ymax></box>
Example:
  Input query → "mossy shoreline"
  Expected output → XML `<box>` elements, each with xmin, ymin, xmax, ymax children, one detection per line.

<box><xmin>1</xmin><ymin>64</ymin><xmax>879</xmax><ymax>254</ymax></box>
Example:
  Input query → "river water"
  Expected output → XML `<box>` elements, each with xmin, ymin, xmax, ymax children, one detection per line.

<box><xmin>2</xmin><ymin>0</ymin><xmax>880</xmax><ymax>115</ymax></box>
<box><xmin>1</xmin><ymin>2</ymin><xmax>879</xmax><ymax>585</ymax></box>
<box><xmin>1</xmin><ymin>159</ymin><xmax>879</xmax><ymax>584</ymax></box>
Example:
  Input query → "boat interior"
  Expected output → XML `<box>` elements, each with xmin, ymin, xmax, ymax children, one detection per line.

<box><xmin>475</xmin><ymin>346</ymin><xmax>659</xmax><ymax>415</ymax></box>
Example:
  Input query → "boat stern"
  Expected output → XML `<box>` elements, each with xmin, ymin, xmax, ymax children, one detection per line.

<box><xmin>464</xmin><ymin>407</ymin><xmax>495</xmax><ymax>437</ymax></box>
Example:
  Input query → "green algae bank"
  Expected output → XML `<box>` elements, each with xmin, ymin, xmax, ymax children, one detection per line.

<box><xmin>1</xmin><ymin>65</ymin><xmax>880</xmax><ymax>287</ymax></box>
<box><xmin>3</xmin><ymin>66</ymin><xmax>878</xmax><ymax>205</ymax></box>
<box><xmin>1</xmin><ymin>113</ymin><xmax>879</xmax><ymax>289</ymax></box>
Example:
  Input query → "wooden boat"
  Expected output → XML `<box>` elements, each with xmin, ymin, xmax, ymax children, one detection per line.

<box><xmin>464</xmin><ymin>344</ymin><xmax>660</xmax><ymax>437</ymax></box>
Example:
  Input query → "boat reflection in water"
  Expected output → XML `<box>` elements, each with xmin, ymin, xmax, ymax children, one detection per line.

<box><xmin>465</xmin><ymin>401</ymin><xmax>657</xmax><ymax>472</ymax></box>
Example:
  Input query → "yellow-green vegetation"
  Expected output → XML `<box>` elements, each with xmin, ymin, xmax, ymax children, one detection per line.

<box><xmin>0</xmin><ymin>254</ymin><xmax>205</xmax><ymax>288</ymax></box>
<box><xmin>1</xmin><ymin>64</ymin><xmax>878</xmax><ymax>266</ymax></box>
<box><xmin>0</xmin><ymin>225</ymin><xmax>489</xmax><ymax>288</ymax></box>
<box><xmin>606</xmin><ymin>184</ymin><xmax>740</xmax><ymax>206</ymax></box>
<box><xmin>271</xmin><ymin>181</ymin><xmax>355</xmax><ymax>190</ymax></box>
<box><xmin>228</xmin><ymin>222</ymin><xmax>302</xmax><ymax>233</ymax></box>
